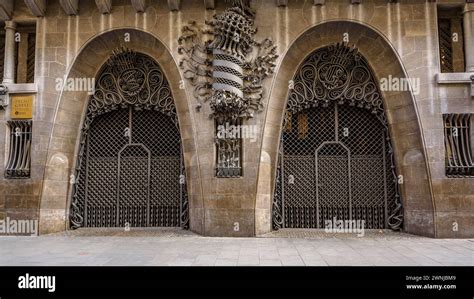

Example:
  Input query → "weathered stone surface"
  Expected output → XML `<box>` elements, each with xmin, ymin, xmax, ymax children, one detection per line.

<box><xmin>0</xmin><ymin>0</ymin><xmax>471</xmax><ymax>238</ymax></box>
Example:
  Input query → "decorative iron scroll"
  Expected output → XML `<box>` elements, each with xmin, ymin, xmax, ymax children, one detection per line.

<box><xmin>273</xmin><ymin>43</ymin><xmax>404</xmax><ymax>231</ymax></box>
<box><xmin>178</xmin><ymin>0</ymin><xmax>278</xmax><ymax>177</ymax></box>
<box><xmin>287</xmin><ymin>42</ymin><xmax>385</xmax><ymax>122</ymax></box>
<box><xmin>87</xmin><ymin>48</ymin><xmax>176</xmax><ymax>122</ymax></box>
<box><xmin>70</xmin><ymin>49</ymin><xmax>188</xmax><ymax>229</ymax></box>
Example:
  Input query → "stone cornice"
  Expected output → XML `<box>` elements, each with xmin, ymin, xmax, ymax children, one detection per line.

<box><xmin>59</xmin><ymin>0</ymin><xmax>79</xmax><ymax>16</ymax></box>
<box><xmin>24</xmin><ymin>0</ymin><xmax>47</xmax><ymax>17</ymax></box>
<box><xmin>95</xmin><ymin>0</ymin><xmax>112</xmax><ymax>14</ymax></box>
<box><xmin>0</xmin><ymin>0</ymin><xmax>14</xmax><ymax>21</ymax></box>
<box><xmin>131</xmin><ymin>0</ymin><xmax>146</xmax><ymax>13</ymax></box>
<box><xmin>205</xmin><ymin>0</ymin><xmax>215</xmax><ymax>9</ymax></box>
<box><xmin>168</xmin><ymin>0</ymin><xmax>181</xmax><ymax>11</ymax></box>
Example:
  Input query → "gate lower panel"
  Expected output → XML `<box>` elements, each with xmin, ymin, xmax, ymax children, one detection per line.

<box><xmin>278</xmin><ymin>104</ymin><xmax>396</xmax><ymax>230</ymax></box>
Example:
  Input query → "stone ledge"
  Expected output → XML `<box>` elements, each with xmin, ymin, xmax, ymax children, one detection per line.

<box><xmin>4</xmin><ymin>83</ymin><xmax>37</xmax><ymax>94</ymax></box>
<box><xmin>436</xmin><ymin>73</ymin><xmax>474</xmax><ymax>97</ymax></box>
<box><xmin>436</xmin><ymin>72</ymin><xmax>474</xmax><ymax>84</ymax></box>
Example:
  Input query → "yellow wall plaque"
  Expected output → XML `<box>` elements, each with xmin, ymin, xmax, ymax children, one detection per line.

<box><xmin>11</xmin><ymin>95</ymin><xmax>33</xmax><ymax>119</ymax></box>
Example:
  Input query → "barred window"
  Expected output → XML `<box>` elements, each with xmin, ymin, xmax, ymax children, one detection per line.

<box><xmin>443</xmin><ymin>114</ymin><xmax>474</xmax><ymax>177</ymax></box>
<box><xmin>437</xmin><ymin>7</ymin><xmax>465</xmax><ymax>73</ymax></box>
<box><xmin>5</xmin><ymin>120</ymin><xmax>32</xmax><ymax>179</ymax></box>
<box><xmin>216</xmin><ymin>118</ymin><xmax>242</xmax><ymax>178</ymax></box>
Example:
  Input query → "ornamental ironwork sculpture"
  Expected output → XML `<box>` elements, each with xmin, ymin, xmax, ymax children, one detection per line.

<box><xmin>273</xmin><ymin>43</ymin><xmax>404</xmax><ymax>231</ymax></box>
<box><xmin>178</xmin><ymin>0</ymin><xmax>278</xmax><ymax>177</ymax></box>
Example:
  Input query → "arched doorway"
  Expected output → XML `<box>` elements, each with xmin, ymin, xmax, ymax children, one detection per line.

<box><xmin>69</xmin><ymin>48</ymin><xmax>189</xmax><ymax>229</ymax></box>
<box><xmin>272</xmin><ymin>43</ymin><xmax>403</xmax><ymax>231</ymax></box>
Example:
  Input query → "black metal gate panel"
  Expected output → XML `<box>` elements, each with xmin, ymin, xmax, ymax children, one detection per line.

<box><xmin>272</xmin><ymin>43</ymin><xmax>403</xmax><ymax>231</ymax></box>
<box><xmin>316</xmin><ymin>142</ymin><xmax>351</xmax><ymax>228</ymax></box>
<box><xmin>278</xmin><ymin>104</ymin><xmax>392</xmax><ymax>229</ymax></box>
<box><xmin>117</xmin><ymin>144</ymin><xmax>151</xmax><ymax>227</ymax></box>
<box><xmin>80</xmin><ymin>107</ymin><xmax>185</xmax><ymax>228</ymax></box>
<box><xmin>70</xmin><ymin>49</ymin><xmax>188</xmax><ymax>229</ymax></box>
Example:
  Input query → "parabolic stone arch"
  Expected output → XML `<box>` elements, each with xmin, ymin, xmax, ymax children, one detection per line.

<box><xmin>256</xmin><ymin>21</ymin><xmax>435</xmax><ymax>237</ymax></box>
<box><xmin>38</xmin><ymin>28</ymin><xmax>203</xmax><ymax>235</ymax></box>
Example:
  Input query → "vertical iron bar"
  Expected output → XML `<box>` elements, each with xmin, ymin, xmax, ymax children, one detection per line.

<box><xmin>5</xmin><ymin>122</ymin><xmax>13</xmax><ymax>172</ymax></box>
<box><xmin>280</xmin><ymin>134</ymin><xmax>285</xmax><ymax>228</ymax></box>
<box><xmin>12</xmin><ymin>122</ymin><xmax>19</xmax><ymax>172</ymax></box>
<box><xmin>179</xmin><ymin>146</ymin><xmax>184</xmax><ymax>228</ymax></box>
<box><xmin>460</xmin><ymin>114</ymin><xmax>471</xmax><ymax>171</ymax></box>
<box><xmin>116</xmin><ymin>148</ymin><xmax>122</xmax><ymax>227</ymax></box>
<box><xmin>19</xmin><ymin>122</ymin><xmax>26</xmax><ymax>172</ymax></box>
<box><xmin>334</xmin><ymin>103</ymin><xmax>339</xmax><ymax>142</ymax></box>
<box><xmin>315</xmin><ymin>148</ymin><xmax>320</xmax><ymax>229</ymax></box>
<box><xmin>443</xmin><ymin>115</ymin><xmax>453</xmax><ymax>171</ymax></box>
<box><xmin>463</xmin><ymin>114</ymin><xmax>474</xmax><ymax>165</ymax></box>
<box><xmin>146</xmin><ymin>148</ymin><xmax>151</xmax><ymax>227</ymax></box>
<box><xmin>84</xmin><ymin>134</ymin><xmax>90</xmax><ymax>227</ymax></box>
<box><xmin>347</xmin><ymin>148</ymin><xmax>352</xmax><ymax>223</ymax></box>
<box><xmin>128</xmin><ymin>106</ymin><xmax>133</xmax><ymax>145</ymax></box>
<box><xmin>453</xmin><ymin>114</ymin><xmax>463</xmax><ymax>173</ymax></box>
<box><xmin>25</xmin><ymin>123</ymin><xmax>32</xmax><ymax>174</ymax></box>
<box><xmin>382</xmin><ymin>130</ymin><xmax>388</xmax><ymax>228</ymax></box>
<box><xmin>447</xmin><ymin>114</ymin><xmax>456</xmax><ymax>173</ymax></box>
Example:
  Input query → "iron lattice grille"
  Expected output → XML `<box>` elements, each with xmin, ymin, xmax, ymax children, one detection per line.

<box><xmin>278</xmin><ymin>105</ymin><xmax>391</xmax><ymax>229</ymax></box>
<box><xmin>5</xmin><ymin>120</ymin><xmax>32</xmax><ymax>179</ymax></box>
<box><xmin>26</xmin><ymin>33</ymin><xmax>36</xmax><ymax>83</ymax></box>
<box><xmin>438</xmin><ymin>18</ymin><xmax>454</xmax><ymax>73</ymax></box>
<box><xmin>272</xmin><ymin>43</ymin><xmax>403</xmax><ymax>231</ymax></box>
<box><xmin>0</xmin><ymin>33</ymin><xmax>4</xmax><ymax>83</ymax></box>
<box><xmin>443</xmin><ymin>114</ymin><xmax>474</xmax><ymax>177</ymax></box>
<box><xmin>70</xmin><ymin>49</ymin><xmax>188</xmax><ymax>229</ymax></box>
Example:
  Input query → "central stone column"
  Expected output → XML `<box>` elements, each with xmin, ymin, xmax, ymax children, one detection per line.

<box><xmin>206</xmin><ymin>3</ymin><xmax>257</xmax><ymax>236</ymax></box>
<box><xmin>3</xmin><ymin>21</ymin><xmax>17</xmax><ymax>84</ymax></box>
<box><xmin>178</xmin><ymin>0</ymin><xmax>277</xmax><ymax>236</ymax></box>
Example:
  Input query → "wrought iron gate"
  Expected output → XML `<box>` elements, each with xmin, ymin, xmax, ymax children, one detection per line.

<box><xmin>272</xmin><ymin>43</ymin><xmax>403</xmax><ymax>231</ymax></box>
<box><xmin>70</xmin><ymin>49</ymin><xmax>189</xmax><ymax>229</ymax></box>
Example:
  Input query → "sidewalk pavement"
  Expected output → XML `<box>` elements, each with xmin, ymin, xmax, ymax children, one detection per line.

<box><xmin>0</xmin><ymin>229</ymin><xmax>472</xmax><ymax>266</ymax></box>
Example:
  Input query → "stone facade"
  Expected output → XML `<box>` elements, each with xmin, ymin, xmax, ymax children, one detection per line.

<box><xmin>0</xmin><ymin>0</ymin><xmax>472</xmax><ymax>238</ymax></box>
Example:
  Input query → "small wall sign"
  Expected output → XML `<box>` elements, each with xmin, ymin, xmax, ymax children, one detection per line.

<box><xmin>11</xmin><ymin>95</ymin><xmax>33</xmax><ymax>119</ymax></box>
